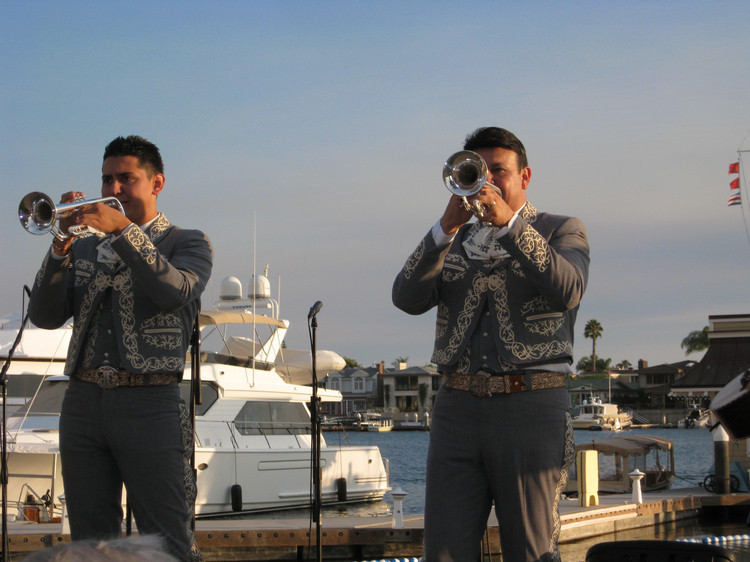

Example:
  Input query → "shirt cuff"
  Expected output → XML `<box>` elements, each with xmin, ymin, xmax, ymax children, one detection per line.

<box><xmin>431</xmin><ymin>219</ymin><xmax>455</xmax><ymax>247</ymax></box>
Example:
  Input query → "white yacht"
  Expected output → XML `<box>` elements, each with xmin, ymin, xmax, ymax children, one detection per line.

<box><xmin>1</xmin><ymin>274</ymin><xmax>389</xmax><ymax>521</ymax></box>
<box><xmin>571</xmin><ymin>398</ymin><xmax>632</xmax><ymax>431</ymax></box>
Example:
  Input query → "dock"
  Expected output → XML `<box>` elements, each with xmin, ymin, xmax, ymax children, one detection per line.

<box><xmin>3</xmin><ymin>488</ymin><xmax>749</xmax><ymax>561</ymax></box>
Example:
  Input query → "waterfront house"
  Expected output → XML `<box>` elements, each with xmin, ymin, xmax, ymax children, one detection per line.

<box><xmin>669</xmin><ymin>314</ymin><xmax>750</xmax><ymax>404</ymax></box>
<box><xmin>378</xmin><ymin>364</ymin><xmax>441</xmax><ymax>414</ymax></box>
<box><xmin>320</xmin><ymin>366</ymin><xmax>380</xmax><ymax>417</ymax></box>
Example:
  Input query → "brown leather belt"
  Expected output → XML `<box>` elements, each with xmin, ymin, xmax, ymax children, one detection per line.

<box><xmin>76</xmin><ymin>366</ymin><xmax>179</xmax><ymax>390</ymax></box>
<box><xmin>446</xmin><ymin>371</ymin><xmax>566</xmax><ymax>398</ymax></box>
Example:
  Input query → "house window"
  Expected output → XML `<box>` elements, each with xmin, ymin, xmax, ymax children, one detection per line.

<box><xmin>395</xmin><ymin>376</ymin><xmax>418</xmax><ymax>391</ymax></box>
<box><xmin>353</xmin><ymin>376</ymin><xmax>365</xmax><ymax>393</ymax></box>
<box><xmin>329</xmin><ymin>376</ymin><xmax>340</xmax><ymax>390</ymax></box>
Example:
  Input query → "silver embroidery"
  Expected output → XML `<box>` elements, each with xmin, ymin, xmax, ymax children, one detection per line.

<box><xmin>518</xmin><ymin>224</ymin><xmax>551</xmax><ymax>272</ymax></box>
<box><xmin>149</xmin><ymin>213</ymin><xmax>170</xmax><ymax>242</ymax></box>
<box><xmin>401</xmin><ymin>239</ymin><xmax>425</xmax><ymax>280</ymax></box>
<box><xmin>142</xmin><ymin>313</ymin><xmax>184</xmax><ymax>350</ymax></box>
<box><xmin>74</xmin><ymin>260</ymin><xmax>95</xmax><ymax>286</ymax></box>
<box><xmin>522</xmin><ymin>297</ymin><xmax>564</xmax><ymax>336</ymax></box>
<box><xmin>124</xmin><ymin>227</ymin><xmax>158</xmax><ymax>265</ymax></box>
<box><xmin>432</xmin><ymin>274</ymin><xmax>485</xmax><ymax>365</ymax></box>
<box><xmin>178</xmin><ymin>401</ymin><xmax>203</xmax><ymax>562</ymax></box>
<box><xmin>547</xmin><ymin>413</ymin><xmax>574</xmax><ymax>561</ymax></box>
<box><xmin>442</xmin><ymin>253</ymin><xmax>469</xmax><ymax>282</ymax></box>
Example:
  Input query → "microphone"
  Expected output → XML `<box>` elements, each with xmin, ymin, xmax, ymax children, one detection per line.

<box><xmin>308</xmin><ymin>300</ymin><xmax>323</xmax><ymax>319</ymax></box>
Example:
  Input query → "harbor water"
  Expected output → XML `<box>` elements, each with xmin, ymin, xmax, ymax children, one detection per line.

<box><xmin>325</xmin><ymin>426</ymin><xmax>717</xmax><ymax>515</ymax></box>
<box><xmin>329</xmin><ymin>426</ymin><xmax>750</xmax><ymax>561</ymax></box>
<box><xmin>237</xmin><ymin>426</ymin><xmax>749</xmax><ymax>561</ymax></box>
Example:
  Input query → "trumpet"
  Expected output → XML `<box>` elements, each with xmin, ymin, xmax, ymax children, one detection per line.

<box><xmin>18</xmin><ymin>191</ymin><xmax>125</xmax><ymax>241</ymax></box>
<box><xmin>442</xmin><ymin>150</ymin><xmax>502</xmax><ymax>218</ymax></box>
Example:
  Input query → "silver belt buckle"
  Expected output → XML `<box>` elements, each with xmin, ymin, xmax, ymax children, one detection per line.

<box><xmin>96</xmin><ymin>365</ymin><xmax>120</xmax><ymax>390</ymax></box>
<box><xmin>469</xmin><ymin>371</ymin><xmax>493</xmax><ymax>398</ymax></box>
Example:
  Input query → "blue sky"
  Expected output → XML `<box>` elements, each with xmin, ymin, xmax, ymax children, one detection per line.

<box><xmin>2</xmin><ymin>1</ymin><xmax>749</xmax><ymax>370</ymax></box>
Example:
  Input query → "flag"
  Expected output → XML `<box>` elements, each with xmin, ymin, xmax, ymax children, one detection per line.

<box><xmin>730</xmin><ymin>178</ymin><xmax>740</xmax><ymax>190</ymax></box>
<box><xmin>728</xmin><ymin>192</ymin><xmax>741</xmax><ymax>206</ymax></box>
<box><xmin>729</xmin><ymin>162</ymin><xmax>740</xmax><ymax>174</ymax></box>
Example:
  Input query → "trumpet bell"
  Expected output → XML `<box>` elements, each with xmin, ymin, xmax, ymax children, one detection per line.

<box><xmin>19</xmin><ymin>191</ymin><xmax>56</xmax><ymax>235</ymax></box>
<box><xmin>442</xmin><ymin>150</ymin><xmax>489</xmax><ymax>198</ymax></box>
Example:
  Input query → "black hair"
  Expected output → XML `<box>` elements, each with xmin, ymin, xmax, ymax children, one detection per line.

<box><xmin>463</xmin><ymin>127</ymin><xmax>528</xmax><ymax>170</ymax></box>
<box><xmin>103</xmin><ymin>135</ymin><xmax>164</xmax><ymax>176</ymax></box>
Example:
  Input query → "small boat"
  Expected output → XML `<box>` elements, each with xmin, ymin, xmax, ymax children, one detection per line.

<box><xmin>360</xmin><ymin>414</ymin><xmax>393</xmax><ymax>432</ymax></box>
<box><xmin>677</xmin><ymin>404</ymin><xmax>711</xmax><ymax>429</ymax></box>
<box><xmin>393</xmin><ymin>412</ymin><xmax>430</xmax><ymax>431</ymax></box>
<box><xmin>566</xmin><ymin>435</ymin><xmax>675</xmax><ymax>494</ymax></box>
<box><xmin>320</xmin><ymin>413</ymin><xmax>393</xmax><ymax>432</ymax></box>
<box><xmin>1</xmin><ymin>274</ymin><xmax>390</xmax><ymax>521</ymax></box>
<box><xmin>572</xmin><ymin>399</ymin><xmax>632</xmax><ymax>431</ymax></box>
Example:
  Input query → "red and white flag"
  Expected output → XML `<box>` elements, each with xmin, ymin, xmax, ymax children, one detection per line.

<box><xmin>729</xmin><ymin>162</ymin><xmax>740</xmax><ymax>174</ymax></box>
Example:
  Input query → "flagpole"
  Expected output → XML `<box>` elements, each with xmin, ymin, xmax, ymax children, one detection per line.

<box><xmin>734</xmin><ymin>149</ymin><xmax>750</xmax><ymax>248</ymax></box>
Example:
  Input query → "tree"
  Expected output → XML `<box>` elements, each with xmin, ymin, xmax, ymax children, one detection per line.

<box><xmin>583</xmin><ymin>319</ymin><xmax>603</xmax><ymax>372</ymax></box>
<box><xmin>681</xmin><ymin>326</ymin><xmax>709</xmax><ymax>355</ymax></box>
<box><xmin>393</xmin><ymin>356</ymin><xmax>409</xmax><ymax>369</ymax></box>
<box><xmin>576</xmin><ymin>355</ymin><xmax>611</xmax><ymax>373</ymax></box>
<box><xmin>615</xmin><ymin>359</ymin><xmax>632</xmax><ymax>370</ymax></box>
<box><xmin>342</xmin><ymin>356</ymin><xmax>361</xmax><ymax>368</ymax></box>
<box><xmin>418</xmin><ymin>383</ymin><xmax>429</xmax><ymax>411</ymax></box>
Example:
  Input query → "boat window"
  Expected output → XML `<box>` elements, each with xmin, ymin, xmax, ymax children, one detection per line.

<box><xmin>6</xmin><ymin>374</ymin><xmax>47</xmax><ymax>399</ymax></box>
<box><xmin>10</xmin><ymin>380</ymin><xmax>67</xmax><ymax>418</ymax></box>
<box><xmin>178</xmin><ymin>381</ymin><xmax>219</xmax><ymax>416</ymax></box>
<box><xmin>233</xmin><ymin>401</ymin><xmax>310</xmax><ymax>436</ymax></box>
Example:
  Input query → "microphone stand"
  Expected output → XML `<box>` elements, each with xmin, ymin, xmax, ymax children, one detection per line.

<box><xmin>307</xmin><ymin>301</ymin><xmax>323</xmax><ymax>562</ymax></box>
<box><xmin>189</xmin><ymin>309</ymin><xmax>202</xmax><ymax>532</ymax></box>
<box><xmin>1</xmin><ymin>287</ymin><xmax>32</xmax><ymax>562</ymax></box>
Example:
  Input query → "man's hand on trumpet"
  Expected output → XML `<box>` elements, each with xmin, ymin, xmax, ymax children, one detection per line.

<box><xmin>74</xmin><ymin>198</ymin><xmax>132</xmax><ymax>237</ymax></box>
<box><xmin>439</xmin><ymin>184</ymin><xmax>512</xmax><ymax>235</ymax></box>
<box><xmin>51</xmin><ymin>191</ymin><xmax>83</xmax><ymax>256</ymax></box>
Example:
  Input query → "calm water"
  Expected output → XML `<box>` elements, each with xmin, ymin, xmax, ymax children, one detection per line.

<box><xmin>325</xmin><ymin>426</ymin><xmax>717</xmax><ymax>516</ymax></box>
<box><xmin>250</xmin><ymin>427</ymin><xmax>747</xmax><ymax>561</ymax></box>
<box><xmin>327</xmin><ymin>427</ymin><xmax>750</xmax><ymax>561</ymax></box>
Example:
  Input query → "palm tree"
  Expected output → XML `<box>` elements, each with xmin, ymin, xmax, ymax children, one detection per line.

<box><xmin>681</xmin><ymin>326</ymin><xmax>709</xmax><ymax>355</ymax></box>
<box><xmin>576</xmin><ymin>355</ymin><xmax>611</xmax><ymax>373</ymax></box>
<box><xmin>584</xmin><ymin>319</ymin><xmax>603</xmax><ymax>373</ymax></box>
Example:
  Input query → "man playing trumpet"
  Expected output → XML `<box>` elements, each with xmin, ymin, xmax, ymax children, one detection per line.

<box><xmin>28</xmin><ymin>135</ymin><xmax>212</xmax><ymax>562</ymax></box>
<box><xmin>393</xmin><ymin>127</ymin><xmax>590</xmax><ymax>562</ymax></box>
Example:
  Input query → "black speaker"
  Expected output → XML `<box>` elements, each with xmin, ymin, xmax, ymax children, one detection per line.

<box><xmin>586</xmin><ymin>540</ymin><xmax>734</xmax><ymax>562</ymax></box>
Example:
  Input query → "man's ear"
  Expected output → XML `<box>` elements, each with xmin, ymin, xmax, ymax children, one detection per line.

<box><xmin>152</xmin><ymin>173</ymin><xmax>165</xmax><ymax>195</ymax></box>
<box><xmin>521</xmin><ymin>167</ymin><xmax>531</xmax><ymax>190</ymax></box>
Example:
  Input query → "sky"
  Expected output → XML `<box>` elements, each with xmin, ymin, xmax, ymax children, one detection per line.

<box><xmin>1</xmin><ymin>1</ymin><xmax>749</xmax><ymax>371</ymax></box>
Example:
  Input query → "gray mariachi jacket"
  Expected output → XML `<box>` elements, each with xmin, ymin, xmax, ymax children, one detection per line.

<box><xmin>392</xmin><ymin>203</ymin><xmax>589</xmax><ymax>373</ymax></box>
<box><xmin>29</xmin><ymin>213</ymin><xmax>213</xmax><ymax>378</ymax></box>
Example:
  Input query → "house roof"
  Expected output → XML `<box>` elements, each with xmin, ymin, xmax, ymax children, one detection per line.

<box><xmin>382</xmin><ymin>366</ymin><xmax>437</xmax><ymax>376</ymax></box>
<box><xmin>639</xmin><ymin>360</ymin><xmax>695</xmax><ymax>375</ymax></box>
<box><xmin>672</xmin><ymin>336</ymin><xmax>750</xmax><ymax>389</ymax></box>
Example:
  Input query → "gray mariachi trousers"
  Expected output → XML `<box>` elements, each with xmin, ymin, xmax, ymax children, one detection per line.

<box><xmin>59</xmin><ymin>377</ymin><xmax>202</xmax><ymax>562</ymax></box>
<box><xmin>423</xmin><ymin>385</ymin><xmax>574</xmax><ymax>562</ymax></box>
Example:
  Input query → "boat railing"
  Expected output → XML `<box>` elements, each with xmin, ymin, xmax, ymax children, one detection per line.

<box><xmin>233</xmin><ymin>420</ymin><xmax>311</xmax><ymax>436</ymax></box>
<box><xmin>193</xmin><ymin>351</ymin><xmax>274</xmax><ymax>371</ymax></box>
<box><xmin>195</xmin><ymin>418</ymin><xmax>313</xmax><ymax>450</ymax></box>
